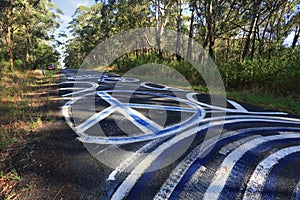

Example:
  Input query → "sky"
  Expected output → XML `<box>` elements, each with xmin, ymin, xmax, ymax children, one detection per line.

<box><xmin>51</xmin><ymin>0</ymin><xmax>95</xmax><ymax>66</ymax></box>
<box><xmin>52</xmin><ymin>0</ymin><xmax>95</xmax><ymax>36</ymax></box>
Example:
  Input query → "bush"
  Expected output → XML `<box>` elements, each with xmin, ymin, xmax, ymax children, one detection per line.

<box><xmin>113</xmin><ymin>48</ymin><xmax>299</xmax><ymax>97</ymax></box>
<box><xmin>218</xmin><ymin>48</ymin><xmax>300</xmax><ymax>96</ymax></box>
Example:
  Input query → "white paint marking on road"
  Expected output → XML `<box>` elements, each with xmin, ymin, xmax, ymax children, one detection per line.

<box><xmin>291</xmin><ymin>179</ymin><xmax>300</xmax><ymax>200</ymax></box>
<box><xmin>76</xmin><ymin>105</ymin><xmax>118</xmax><ymax>133</ymax></box>
<box><xmin>187</xmin><ymin>93</ymin><xmax>288</xmax><ymax>115</ymax></box>
<box><xmin>227</xmin><ymin>100</ymin><xmax>249</xmax><ymax>112</ymax></box>
<box><xmin>218</xmin><ymin>135</ymin><xmax>262</xmax><ymax>156</ymax></box>
<box><xmin>243</xmin><ymin>146</ymin><xmax>300</xmax><ymax>200</ymax></box>
<box><xmin>115</xmin><ymin>106</ymin><xmax>162</xmax><ymax>134</ymax></box>
<box><xmin>111</xmin><ymin>124</ymin><xmax>300</xmax><ymax>200</ymax></box>
<box><xmin>79</xmin><ymin>116</ymin><xmax>300</xmax><ymax>144</ymax></box>
<box><xmin>141</xmin><ymin>82</ymin><xmax>169</xmax><ymax>90</ymax></box>
<box><xmin>203</xmin><ymin>134</ymin><xmax>300</xmax><ymax>200</ymax></box>
<box><xmin>60</xmin><ymin>81</ymin><xmax>99</xmax><ymax>97</ymax></box>
<box><xmin>106</xmin><ymin>137</ymin><xmax>167</xmax><ymax>181</ymax></box>
<box><xmin>154</xmin><ymin>127</ymin><xmax>300</xmax><ymax>200</ymax></box>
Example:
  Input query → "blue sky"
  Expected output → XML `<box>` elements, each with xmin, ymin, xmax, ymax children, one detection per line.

<box><xmin>52</xmin><ymin>0</ymin><xmax>95</xmax><ymax>38</ymax></box>
<box><xmin>51</xmin><ymin>0</ymin><xmax>95</xmax><ymax>66</ymax></box>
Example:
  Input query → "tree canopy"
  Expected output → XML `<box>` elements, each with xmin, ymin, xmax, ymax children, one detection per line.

<box><xmin>62</xmin><ymin>0</ymin><xmax>299</xmax><ymax>96</ymax></box>
<box><xmin>64</xmin><ymin>0</ymin><xmax>300</xmax><ymax>68</ymax></box>
<box><xmin>0</xmin><ymin>0</ymin><xmax>61</xmax><ymax>71</ymax></box>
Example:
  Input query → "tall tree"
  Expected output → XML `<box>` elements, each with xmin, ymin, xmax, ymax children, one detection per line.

<box><xmin>0</xmin><ymin>0</ymin><xmax>60</xmax><ymax>71</ymax></box>
<box><xmin>187</xmin><ymin>1</ymin><xmax>195</xmax><ymax>59</ymax></box>
<box><xmin>176</xmin><ymin>0</ymin><xmax>183</xmax><ymax>60</ymax></box>
<box><xmin>6</xmin><ymin>0</ymin><xmax>15</xmax><ymax>71</ymax></box>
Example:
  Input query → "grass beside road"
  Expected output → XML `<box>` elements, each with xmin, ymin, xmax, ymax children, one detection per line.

<box><xmin>0</xmin><ymin>69</ymin><xmax>56</xmax><ymax>148</ymax></box>
<box><xmin>192</xmin><ymin>87</ymin><xmax>300</xmax><ymax>116</ymax></box>
<box><xmin>0</xmin><ymin>69</ymin><xmax>58</xmax><ymax>199</ymax></box>
<box><xmin>226</xmin><ymin>91</ymin><xmax>300</xmax><ymax>116</ymax></box>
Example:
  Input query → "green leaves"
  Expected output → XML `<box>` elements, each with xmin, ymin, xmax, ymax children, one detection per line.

<box><xmin>0</xmin><ymin>0</ymin><xmax>60</xmax><ymax>71</ymax></box>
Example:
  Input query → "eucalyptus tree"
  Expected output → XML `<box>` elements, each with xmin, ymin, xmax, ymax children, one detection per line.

<box><xmin>0</xmin><ymin>0</ymin><xmax>60</xmax><ymax>71</ymax></box>
<box><xmin>1</xmin><ymin>0</ymin><xmax>15</xmax><ymax>71</ymax></box>
<box><xmin>16</xmin><ymin>0</ymin><xmax>60</xmax><ymax>68</ymax></box>
<box><xmin>193</xmin><ymin>0</ymin><xmax>247</xmax><ymax>60</ymax></box>
<box><xmin>65</xmin><ymin>3</ymin><xmax>104</xmax><ymax>68</ymax></box>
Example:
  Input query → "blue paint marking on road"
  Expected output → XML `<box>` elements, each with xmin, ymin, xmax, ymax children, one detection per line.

<box><xmin>261</xmin><ymin>151</ymin><xmax>300</xmax><ymax>200</ymax></box>
<box><xmin>292</xmin><ymin>180</ymin><xmax>300</xmax><ymax>200</ymax></box>
<box><xmin>219</xmin><ymin>138</ymin><xmax>300</xmax><ymax>200</ymax></box>
<box><xmin>129</xmin><ymin>113</ymin><xmax>160</xmax><ymax>133</ymax></box>
<box><xmin>128</xmin><ymin>103</ymin><xmax>197</xmax><ymax>113</ymax></box>
<box><xmin>168</xmin><ymin>127</ymin><xmax>300</xmax><ymax>200</ymax></box>
<box><xmin>60</xmin><ymin>73</ymin><xmax>300</xmax><ymax>199</ymax></box>
<box><xmin>126</xmin><ymin>127</ymin><xmax>300</xmax><ymax>200</ymax></box>
<box><xmin>126</xmin><ymin>132</ymin><xmax>196</xmax><ymax>200</ymax></box>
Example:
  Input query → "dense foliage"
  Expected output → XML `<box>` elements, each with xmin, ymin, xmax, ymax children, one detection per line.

<box><xmin>64</xmin><ymin>0</ymin><xmax>299</xmax><ymax>96</ymax></box>
<box><xmin>0</xmin><ymin>0</ymin><xmax>61</xmax><ymax>71</ymax></box>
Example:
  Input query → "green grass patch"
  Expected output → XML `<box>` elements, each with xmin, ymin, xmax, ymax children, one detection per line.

<box><xmin>227</xmin><ymin>91</ymin><xmax>300</xmax><ymax>115</ymax></box>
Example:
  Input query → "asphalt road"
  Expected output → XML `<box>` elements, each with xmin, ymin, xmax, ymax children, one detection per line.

<box><xmin>59</xmin><ymin>69</ymin><xmax>300</xmax><ymax>200</ymax></box>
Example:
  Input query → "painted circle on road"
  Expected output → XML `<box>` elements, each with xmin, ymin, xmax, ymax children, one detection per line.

<box><xmin>69</xmin><ymin>27</ymin><xmax>226</xmax><ymax>171</ymax></box>
<box><xmin>67</xmin><ymin>89</ymin><xmax>206</xmax><ymax>144</ymax></box>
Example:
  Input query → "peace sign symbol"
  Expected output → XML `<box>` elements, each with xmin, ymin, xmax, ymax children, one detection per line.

<box><xmin>65</xmin><ymin>90</ymin><xmax>206</xmax><ymax>144</ymax></box>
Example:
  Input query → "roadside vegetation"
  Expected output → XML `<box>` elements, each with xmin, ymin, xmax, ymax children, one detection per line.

<box><xmin>64</xmin><ymin>1</ymin><xmax>300</xmax><ymax>115</ymax></box>
<box><xmin>0</xmin><ymin>69</ymin><xmax>58</xmax><ymax>198</ymax></box>
<box><xmin>0</xmin><ymin>69</ymin><xmax>57</xmax><ymax>148</ymax></box>
<box><xmin>111</xmin><ymin>49</ymin><xmax>300</xmax><ymax>115</ymax></box>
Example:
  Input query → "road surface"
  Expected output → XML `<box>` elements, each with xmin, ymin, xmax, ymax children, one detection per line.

<box><xmin>59</xmin><ymin>69</ymin><xmax>300</xmax><ymax>200</ymax></box>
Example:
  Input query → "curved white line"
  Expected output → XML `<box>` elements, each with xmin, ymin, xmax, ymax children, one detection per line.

<box><xmin>292</xmin><ymin>180</ymin><xmax>300</xmax><ymax>200</ymax></box>
<box><xmin>187</xmin><ymin>93</ymin><xmax>287</xmax><ymax>115</ymax></box>
<box><xmin>203</xmin><ymin>134</ymin><xmax>300</xmax><ymax>200</ymax></box>
<box><xmin>79</xmin><ymin>117</ymin><xmax>300</xmax><ymax>144</ymax></box>
<box><xmin>60</xmin><ymin>81</ymin><xmax>99</xmax><ymax>97</ymax></box>
<box><xmin>62</xmin><ymin>92</ymin><xmax>300</xmax><ymax>144</ymax></box>
<box><xmin>68</xmin><ymin>74</ymin><xmax>100</xmax><ymax>80</ymax></box>
<box><xmin>106</xmin><ymin>137</ymin><xmax>168</xmax><ymax>181</ymax></box>
<box><xmin>243</xmin><ymin>146</ymin><xmax>300</xmax><ymax>200</ymax></box>
<box><xmin>62</xmin><ymin>104</ymin><xmax>75</xmax><ymax>131</ymax></box>
<box><xmin>141</xmin><ymin>82</ymin><xmax>169</xmax><ymax>90</ymax></box>
<box><xmin>154</xmin><ymin>127</ymin><xmax>300</xmax><ymax>200</ymax></box>
<box><xmin>111</xmin><ymin>128</ymin><xmax>300</xmax><ymax>200</ymax></box>
<box><xmin>100</xmin><ymin>77</ymin><xmax>139</xmax><ymax>83</ymax></box>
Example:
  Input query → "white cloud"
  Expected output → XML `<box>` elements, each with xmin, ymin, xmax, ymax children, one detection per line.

<box><xmin>76</xmin><ymin>0</ymin><xmax>90</xmax><ymax>8</ymax></box>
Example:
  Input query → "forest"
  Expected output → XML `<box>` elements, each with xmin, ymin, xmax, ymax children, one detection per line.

<box><xmin>1</xmin><ymin>0</ymin><xmax>300</xmax><ymax>96</ymax></box>
<box><xmin>0</xmin><ymin>0</ymin><xmax>61</xmax><ymax>72</ymax></box>
<box><xmin>65</xmin><ymin>0</ymin><xmax>300</xmax><ymax>96</ymax></box>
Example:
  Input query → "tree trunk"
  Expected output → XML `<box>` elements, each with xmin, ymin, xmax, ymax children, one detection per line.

<box><xmin>187</xmin><ymin>5</ymin><xmax>195</xmax><ymax>60</ymax></box>
<box><xmin>250</xmin><ymin>23</ymin><xmax>259</xmax><ymax>60</ymax></box>
<box><xmin>155</xmin><ymin>0</ymin><xmax>162</xmax><ymax>58</ymax></box>
<box><xmin>25</xmin><ymin>35</ymin><xmax>31</xmax><ymax>69</ymax></box>
<box><xmin>207</xmin><ymin>0</ymin><xmax>215</xmax><ymax>60</ymax></box>
<box><xmin>242</xmin><ymin>1</ymin><xmax>261</xmax><ymax>60</ymax></box>
<box><xmin>292</xmin><ymin>24</ymin><xmax>300</xmax><ymax>49</ymax></box>
<box><xmin>6</xmin><ymin>0</ymin><xmax>14</xmax><ymax>72</ymax></box>
<box><xmin>176</xmin><ymin>0</ymin><xmax>183</xmax><ymax>61</ymax></box>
